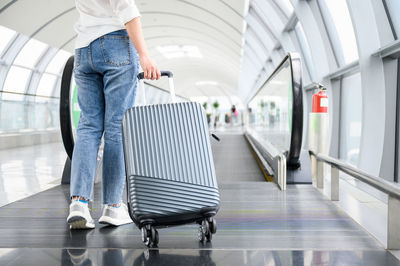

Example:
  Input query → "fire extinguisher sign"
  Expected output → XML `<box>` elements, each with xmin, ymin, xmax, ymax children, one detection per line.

<box><xmin>320</xmin><ymin>98</ymin><xmax>328</xmax><ymax>108</ymax></box>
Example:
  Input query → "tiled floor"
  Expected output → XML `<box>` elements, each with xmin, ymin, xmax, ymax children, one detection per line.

<box><xmin>0</xmin><ymin>142</ymin><xmax>66</xmax><ymax>207</ymax></box>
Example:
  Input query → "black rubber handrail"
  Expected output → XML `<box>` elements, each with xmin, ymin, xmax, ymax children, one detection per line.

<box><xmin>248</xmin><ymin>53</ymin><xmax>303</xmax><ymax>168</ymax></box>
<box><xmin>59</xmin><ymin>56</ymin><xmax>75</xmax><ymax>159</ymax></box>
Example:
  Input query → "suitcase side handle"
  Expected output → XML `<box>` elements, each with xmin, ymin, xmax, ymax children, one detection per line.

<box><xmin>137</xmin><ymin>71</ymin><xmax>176</xmax><ymax>104</ymax></box>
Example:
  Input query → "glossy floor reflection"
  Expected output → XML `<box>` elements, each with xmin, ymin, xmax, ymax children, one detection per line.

<box><xmin>1</xmin><ymin>248</ymin><xmax>399</xmax><ymax>266</ymax></box>
<box><xmin>0</xmin><ymin>142</ymin><xmax>66</xmax><ymax>207</ymax></box>
<box><xmin>0</xmin><ymin>183</ymin><xmax>384</xmax><ymax>250</ymax></box>
<box><xmin>0</xmin><ymin>134</ymin><xmax>398</xmax><ymax>265</ymax></box>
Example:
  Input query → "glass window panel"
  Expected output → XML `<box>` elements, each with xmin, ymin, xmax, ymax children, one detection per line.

<box><xmin>13</xmin><ymin>38</ymin><xmax>48</xmax><ymax>68</ymax></box>
<box><xmin>0</xmin><ymin>25</ymin><xmax>16</xmax><ymax>57</ymax></box>
<box><xmin>52</xmin><ymin>79</ymin><xmax>61</xmax><ymax>99</ymax></box>
<box><xmin>0</xmin><ymin>100</ymin><xmax>26</xmax><ymax>132</ymax></box>
<box><xmin>295</xmin><ymin>22</ymin><xmax>316</xmax><ymax>81</ymax></box>
<box><xmin>36</xmin><ymin>73</ymin><xmax>57</xmax><ymax>97</ymax></box>
<box><xmin>248</xmin><ymin>59</ymin><xmax>293</xmax><ymax>152</ymax></box>
<box><xmin>45</xmin><ymin>50</ymin><xmax>71</xmax><ymax>74</ymax></box>
<box><xmin>3</xmin><ymin>66</ymin><xmax>31</xmax><ymax>95</ymax></box>
<box><xmin>385</xmin><ymin>0</ymin><xmax>400</xmax><ymax>38</ymax></box>
<box><xmin>339</xmin><ymin>72</ymin><xmax>362</xmax><ymax>165</ymax></box>
<box><xmin>321</xmin><ymin>0</ymin><xmax>359</xmax><ymax>64</ymax></box>
<box><xmin>0</xmin><ymin>99</ymin><xmax>59</xmax><ymax>133</ymax></box>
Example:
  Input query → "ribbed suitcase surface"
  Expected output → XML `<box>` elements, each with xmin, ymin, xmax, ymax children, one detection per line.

<box><xmin>122</xmin><ymin>102</ymin><xmax>220</xmax><ymax>224</ymax></box>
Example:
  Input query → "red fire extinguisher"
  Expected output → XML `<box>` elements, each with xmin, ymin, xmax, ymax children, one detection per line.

<box><xmin>312</xmin><ymin>84</ymin><xmax>328</xmax><ymax>113</ymax></box>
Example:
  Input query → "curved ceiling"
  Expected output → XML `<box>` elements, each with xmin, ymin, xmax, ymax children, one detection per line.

<box><xmin>0</xmin><ymin>0</ymin><xmax>246</xmax><ymax>98</ymax></box>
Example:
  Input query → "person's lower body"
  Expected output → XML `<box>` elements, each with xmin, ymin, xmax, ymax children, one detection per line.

<box><xmin>67</xmin><ymin>29</ymin><xmax>139</xmax><ymax>229</ymax></box>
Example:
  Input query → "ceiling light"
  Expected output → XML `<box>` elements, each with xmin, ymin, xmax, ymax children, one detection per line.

<box><xmin>157</xmin><ymin>45</ymin><xmax>203</xmax><ymax>59</ymax></box>
<box><xmin>195</xmin><ymin>81</ymin><xmax>218</xmax><ymax>86</ymax></box>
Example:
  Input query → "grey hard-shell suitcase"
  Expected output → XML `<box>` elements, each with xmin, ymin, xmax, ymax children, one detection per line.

<box><xmin>122</xmin><ymin>71</ymin><xmax>220</xmax><ymax>247</ymax></box>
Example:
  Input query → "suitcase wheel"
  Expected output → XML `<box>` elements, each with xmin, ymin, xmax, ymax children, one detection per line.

<box><xmin>141</xmin><ymin>225</ymin><xmax>159</xmax><ymax>247</ymax></box>
<box><xmin>198</xmin><ymin>218</ymin><xmax>217</xmax><ymax>242</ymax></box>
<box><xmin>209</xmin><ymin>217</ymin><xmax>217</xmax><ymax>234</ymax></box>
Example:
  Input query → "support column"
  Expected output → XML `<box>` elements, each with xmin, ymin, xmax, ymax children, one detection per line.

<box><xmin>388</xmin><ymin>195</ymin><xmax>400</xmax><ymax>249</ymax></box>
<box><xmin>317</xmin><ymin>160</ymin><xmax>324</xmax><ymax>189</ymax></box>
<box><xmin>311</xmin><ymin>154</ymin><xmax>317</xmax><ymax>186</ymax></box>
<box><xmin>331</xmin><ymin>166</ymin><xmax>339</xmax><ymax>201</ymax></box>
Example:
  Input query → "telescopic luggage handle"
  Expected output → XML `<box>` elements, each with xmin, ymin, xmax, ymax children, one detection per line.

<box><xmin>137</xmin><ymin>71</ymin><xmax>173</xmax><ymax>79</ymax></box>
<box><xmin>137</xmin><ymin>71</ymin><xmax>176</xmax><ymax>104</ymax></box>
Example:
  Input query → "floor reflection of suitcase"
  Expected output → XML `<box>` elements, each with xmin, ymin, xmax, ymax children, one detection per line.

<box><xmin>122</xmin><ymin>71</ymin><xmax>220</xmax><ymax>247</ymax></box>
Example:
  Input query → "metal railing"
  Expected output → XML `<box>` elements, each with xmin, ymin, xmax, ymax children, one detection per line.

<box><xmin>309</xmin><ymin>150</ymin><xmax>400</xmax><ymax>250</ymax></box>
<box><xmin>0</xmin><ymin>90</ymin><xmax>59</xmax><ymax>99</ymax></box>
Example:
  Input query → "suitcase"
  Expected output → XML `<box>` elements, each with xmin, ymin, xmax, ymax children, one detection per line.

<box><xmin>122</xmin><ymin>71</ymin><xmax>220</xmax><ymax>247</ymax></box>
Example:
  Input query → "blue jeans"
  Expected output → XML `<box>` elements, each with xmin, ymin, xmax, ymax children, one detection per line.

<box><xmin>70</xmin><ymin>30</ymin><xmax>139</xmax><ymax>204</ymax></box>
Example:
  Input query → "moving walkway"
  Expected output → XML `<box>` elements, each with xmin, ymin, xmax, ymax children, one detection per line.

<box><xmin>0</xmin><ymin>54</ymin><xmax>397</xmax><ymax>265</ymax></box>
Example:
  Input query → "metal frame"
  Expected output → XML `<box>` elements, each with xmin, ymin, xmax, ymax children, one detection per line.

<box><xmin>346</xmin><ymin>0</ymin><xmax>392</xmax><ymax>177</ymax></box>
<box><xmin>0</xmin><ymin>1</ymin><xmax>245</xmax><ymax>103</ymax></box>
<box><xmin>315</xmin><ymin>0</ymin><xmax>346</xmax><ymax>67</ymax></box>
<box><xmin>293</xmin><ymin>23</ymin><xmax>315</xmax><ymax>83</ymax></box>
<box><xmin>24</xmin><ymin>47</ymin><xmax>57</xmax><ymax>100</ymax></box>
<box><xmin>248</xmin><ymin>5</ymin><xmax>278</xmax><ymax>43</ymax></box>
<box><xmin>310</xmin><ymin>150</ymin><xmax>400</xmax><ymax>249</ymax></box>
<box><xmin>1</xmin><ymin>52</ymin><xmax>63</xmax><ymax>100</ymax></box>
<box><xmin>372</xmin><ymin>40</ymin><xmax>400</xmax><ymax>59</ymax></box>
<box><xmin>0</xmin><ymin>0</ymin><xmax>398</xmax><ymax>185</ymax></box>
<box><xmin>245</xmin><ymin>130</ymin><xmax>287</xmax><ymax>191</ymax></box>
<box><xmin>0</xmin><ymin>34</ymin><xmax>29</xmax><ymax>98</ymax></box>
<box><xmin>382</xmin><ymin>0</ymin><xmax>398</xmax><ymax>40</ymax></box>
<box><xmin>323</xmin><ymin>60</ymin><xmax>360</xmax><ymax>80</ymax></box>
<box><xmin>252</xmin><ymin>0</ymin><xmax>284</xmax><ymax>37</ymax></box>
<box><xmin>0</xmin><ymin>28</ymin><xmax>17</xmax><ymax>59</ymax></box>
<box><xmin>0</xmin><ymin>30</ymin><xmax>67</xmax><ymax>102</ymax></box>
<box><xmin>0</xmin><ymin>0</ymin><xmax>17</xmax><ymax>15</ymax></box>
<box><xmin>240</xmin><ymin>0</ymin><xmax>400</xmax><ymax>183</ymax></box>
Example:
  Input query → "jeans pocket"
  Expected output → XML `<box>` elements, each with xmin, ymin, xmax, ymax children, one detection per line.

<box><xmin>100</xmin><ymin>35</ymin><xmax>131</xmax><ymax>66</ymax></box>
<box><xmin>74</xmin><ymin>48</ymin><xmax>81</xmax><ymax>68</ymax></box>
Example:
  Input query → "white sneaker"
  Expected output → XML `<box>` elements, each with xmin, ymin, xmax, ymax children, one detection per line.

<box><xmin>67</xmin><ymin>201</ymin><xmax>95</xmax><ymax>229</ymax></box>
<box><xmin>99</xmin><ymin>203</ymin><xmax>133</xmax><ymax>226</ymax></box>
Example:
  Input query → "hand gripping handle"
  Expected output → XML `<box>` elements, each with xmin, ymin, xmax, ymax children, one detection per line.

<box><xmin>137</xmin><ymin>71</ymin><xmax>176</xmax><ymax>104</ymax></box>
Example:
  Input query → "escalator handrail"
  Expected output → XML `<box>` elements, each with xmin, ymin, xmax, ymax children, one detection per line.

<box><xmin>60</xmin><ymin>55</ymin><xmax>75</xmax><ymax>159</ymax></box>
<box><xmin>247</xmin><ymin>53</ymin><xmax>303</xmax><ymax>168</ymax></box>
